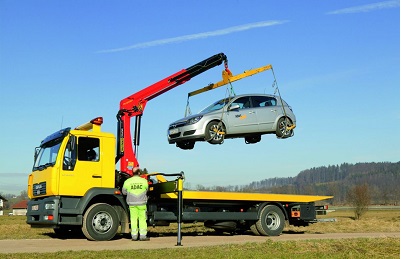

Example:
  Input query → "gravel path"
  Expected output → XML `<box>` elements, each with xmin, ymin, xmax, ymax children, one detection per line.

<box><xmin>0</xmin><ymin>232</ymin><xmax>399</xmax><ymax>254</ymax></box>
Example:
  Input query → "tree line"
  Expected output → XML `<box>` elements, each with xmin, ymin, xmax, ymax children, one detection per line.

<box><xmin>190</xmin><ymin>162</ymin><xmax>400</xmax><ymax>205</ymax></box>
<box><xmin>2</xmin><ymin>162</ymin><xmax>399</xmax><ymax>208</ymax></box>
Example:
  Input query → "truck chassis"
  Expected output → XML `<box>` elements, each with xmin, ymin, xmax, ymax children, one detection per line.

<box><xmin>27</xmin><ymin>173</ymin><xmax>330</xmax><ymax>241</ymax></box>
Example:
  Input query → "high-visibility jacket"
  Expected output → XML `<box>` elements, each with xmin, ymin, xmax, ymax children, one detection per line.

<box><xmin>122</xmin><ymin>176</ymin><xmax>149</xmax><ymax>206</ymax></box>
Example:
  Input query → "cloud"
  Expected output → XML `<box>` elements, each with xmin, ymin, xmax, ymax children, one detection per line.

<box><xmin>327</xmin><ymin>0</ymin><xmax>399</xmax><ymax>15</ymax></box>
<box><xmin>98</xmin><ymin>20</ymin><xmax>288</xmax><ymax>53</ymax></box>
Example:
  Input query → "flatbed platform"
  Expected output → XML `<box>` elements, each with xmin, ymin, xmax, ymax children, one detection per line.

<box><xmin>160</xmin><ymin>191</ymin><xmax>332</xmax><ymax>203</ymax></box>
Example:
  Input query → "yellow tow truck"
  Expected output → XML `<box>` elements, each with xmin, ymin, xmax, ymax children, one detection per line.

<box><xmin>26</xmin><ymin>53</ymin><xmax>332</xmax><ymax>241</ymax></box>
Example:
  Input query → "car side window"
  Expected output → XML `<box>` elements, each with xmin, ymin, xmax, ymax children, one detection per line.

<box><xmin>251</xmin><ymin>96</ymin><xmax>277</xmax><ymax>107</ymax></box>
<box><xmin>231</xmin><ymin>97</ymin><xmax>252</xmax><ymax>109</ymax></box>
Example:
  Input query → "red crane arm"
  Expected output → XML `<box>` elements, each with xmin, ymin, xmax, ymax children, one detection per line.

<box><xmin>116</xmin><ymin>53</ymin><xmax>228</xmax><ymax>175</ymax></box>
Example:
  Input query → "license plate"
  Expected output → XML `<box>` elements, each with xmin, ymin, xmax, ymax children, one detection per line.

<box><xmin>169</xmin><ymin>128</ymin><xmax>179</xmax><ymax>135</ymax></box>
<box><xmin>32</xmin><ymin>205</ymin><xmax>39</xmax><ymax>211</ymax></box>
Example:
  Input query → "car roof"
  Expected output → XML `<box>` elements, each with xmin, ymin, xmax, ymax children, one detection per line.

<box><xmin>230</xmin><ymin>93</ymin><xmax>278</xmax><ymax>98</ymax></box>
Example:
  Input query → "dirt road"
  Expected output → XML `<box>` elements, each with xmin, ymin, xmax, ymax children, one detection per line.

<box><xmin>0</xmin><ymin>232</ymin><xmax>398</xmax><ymax>254</ymax></box>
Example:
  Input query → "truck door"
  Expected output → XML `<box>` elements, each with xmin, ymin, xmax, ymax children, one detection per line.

<box><xmin>59</xmin><ymin>136</ymin><xmax>102</xmax><ymax>196</ymax></box>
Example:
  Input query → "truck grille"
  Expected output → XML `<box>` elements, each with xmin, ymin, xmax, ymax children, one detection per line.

<box><xmin>33</xmin><ymin>182</ymin><xmax>46</xmax><ymax>196</ymax></box>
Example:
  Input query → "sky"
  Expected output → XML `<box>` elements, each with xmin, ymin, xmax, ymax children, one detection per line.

<box><xmin>0</xmin><ymin>1</ymin><xmax>399</xmax><ymax>195</ymax></box>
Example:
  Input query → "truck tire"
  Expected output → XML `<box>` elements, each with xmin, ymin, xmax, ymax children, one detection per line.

<box><xmin>255</xmin><ymin>205</ymin><xmax>285</xmax><ymax>236</ymax></box>
<box><xmin>250</xmin><ymin>223</ymin><xmax>260</xmax><ymax>236</ymax></box>
<box><xmin>82</xmin><ymin>203</ymin><xmax>119</xmax><ymax>241</ymax></box>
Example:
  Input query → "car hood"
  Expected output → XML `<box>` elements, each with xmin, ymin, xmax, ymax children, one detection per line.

<box><xmin>169</xmin><ymin>109</ymin><xmax>223</xmax><ymax>126</ymax></box>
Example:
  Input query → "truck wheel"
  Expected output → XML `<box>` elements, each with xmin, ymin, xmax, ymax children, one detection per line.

<box><xmin>82</xmin><ymin>203</ymin><xmax>119</xmax><ymax>241</ymax></box>
<box><xmin>250</xmin><ymin>223</ymin><xmax>260</xmax><ymax>236</ymax></box>
<box><xmin>256</xmin><ymin>205</ymin><xmax>285</xmax><ymax>236</ymax></box>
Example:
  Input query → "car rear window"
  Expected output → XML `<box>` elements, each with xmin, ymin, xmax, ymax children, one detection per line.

<box><xmin>251</xmin><ymin>96</ymin><xmax>277</xmax><ymax>107</ymax></box>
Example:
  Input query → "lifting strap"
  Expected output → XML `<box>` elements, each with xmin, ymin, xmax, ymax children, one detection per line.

<box><xmin>185</xmin><ymin>64</ymin><xmax>273</xmax><ymax>117</ymax></box>
<box><xmin>270</xmin><ymin>67</ymin><xmax>296</xmax><ymax>134</ymax></box>
<box><xmin>184</xmin><ymin>98</ymin><xmax>192</xmax><ymax>117</ymax></box>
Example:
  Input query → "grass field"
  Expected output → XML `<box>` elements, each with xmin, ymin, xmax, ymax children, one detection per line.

<box><xmin>0</xmin><ymin>208</ymin><xmax>399</xmax><ymax>258</ymax></box>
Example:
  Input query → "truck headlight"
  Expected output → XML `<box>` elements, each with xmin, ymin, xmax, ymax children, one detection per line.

<box><xmin>45</xmin><ymin>203</ymin><xmax>55</xmax><ymax>210</ymax></box>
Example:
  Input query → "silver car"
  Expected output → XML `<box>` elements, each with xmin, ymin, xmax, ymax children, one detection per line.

<box><xmin>167</xmin><ymin>94</ymin><xmax>296</xmax><ymax>150</ymax></box>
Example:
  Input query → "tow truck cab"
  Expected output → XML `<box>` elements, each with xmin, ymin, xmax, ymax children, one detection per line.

<box><xmin>28</xmin><ymin>118</ymin><xmax>116</xmax><ymax>199</ymax></box>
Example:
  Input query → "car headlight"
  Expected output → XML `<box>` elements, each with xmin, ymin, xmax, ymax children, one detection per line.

<box><xmin>186</xmin><ymin>116</ymin><xmax>203</xmax><ymax>125</ymax></box>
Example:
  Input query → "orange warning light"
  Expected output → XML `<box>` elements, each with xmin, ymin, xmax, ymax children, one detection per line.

<box><xmin>91</xmin><ymin>117</ymin><xmax>103</xmax><ymax>125</ymax></box>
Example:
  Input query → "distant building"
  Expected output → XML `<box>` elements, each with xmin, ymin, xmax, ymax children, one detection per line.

<box><xmin>11</xmin><ymin>200</ymin><xmax>28</xmax><ymax>216</ymax></box>
<box><xmin>0</xmin><ymin>195</ymin><xmax>7</xmax><ymax>216</ymax></box>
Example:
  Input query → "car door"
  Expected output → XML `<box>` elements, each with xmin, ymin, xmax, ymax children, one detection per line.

<box><xmin>251</xmin><ymin>96</ymin><xmax>279</xmax><ymax>131</ymax></box>
<box><xmin>225</xmin><ymin>96</ymin><xmax>259</xmax><ymax>134</ymax></box>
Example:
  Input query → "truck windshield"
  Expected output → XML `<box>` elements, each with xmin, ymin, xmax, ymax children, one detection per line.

<box><xmin>33</xmin><ymin>137</ymin><xmax>64</xmax><ymax>171</ymax></box>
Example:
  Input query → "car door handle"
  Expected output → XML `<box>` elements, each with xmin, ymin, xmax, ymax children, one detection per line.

<box><xmin>248</xmin><ymin>111</ymin><xmax>255</xmax><ymax>114</ymax></box>
<box><xmin>270</xmin><ymin>109</ymin><xmax>277</xmax><ymax>112</ymax></box>
<box><xmin>92</xmin><ymin>174</ymin><xmax>102</xmax><ymax>178</ymax></box>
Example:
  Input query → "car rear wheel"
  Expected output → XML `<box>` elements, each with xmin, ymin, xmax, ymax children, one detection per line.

<box><xmin>205</xmin><ymin>121</ymin><xmax>226</xmax><ymax>144</ymax></box>
<box><xmin>276</xmin><ymin>117</ymin><xmax>293</xmax><ymax>138</ymax></box>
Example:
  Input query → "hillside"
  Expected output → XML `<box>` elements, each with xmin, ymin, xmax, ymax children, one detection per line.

<box><xmin>196</xmin><ymin>162</ymin><xmax>400</xmax><ymax>205</ymax></box>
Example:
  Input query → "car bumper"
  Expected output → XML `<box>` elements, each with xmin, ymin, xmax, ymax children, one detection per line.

<box><xmin>167</xmin><ymin>124</ymin><xmax>205</xmax><ymax>143</ymax></box>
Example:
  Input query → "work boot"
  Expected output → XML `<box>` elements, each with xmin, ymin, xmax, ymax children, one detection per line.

<box><xmin>131</xmin><ymin>235</ymin><xmax>138</xmax><ymax>241</ymax></box>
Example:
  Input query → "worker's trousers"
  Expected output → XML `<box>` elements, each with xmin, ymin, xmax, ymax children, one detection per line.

<box><xmin>129</xmin><ymin>205</ymin><xmax>147</xmax><ymax>238</ymax></box>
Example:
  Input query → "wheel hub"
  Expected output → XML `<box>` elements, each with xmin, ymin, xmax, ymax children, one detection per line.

<box><xmin>265</xmin><ymin>212</ymin><xmax>280</xmax><ymax>230</ymax></box>
<box><xmin>92</xmin><ymin>212</ymin><xmax>112</xmax><ymax>233</ymax></box>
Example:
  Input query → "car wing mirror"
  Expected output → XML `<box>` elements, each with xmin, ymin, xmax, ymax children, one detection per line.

<box><xmin>229</xmin><ymin>104</ymin><xmax>240</xmax><ymax>111</ymax></box>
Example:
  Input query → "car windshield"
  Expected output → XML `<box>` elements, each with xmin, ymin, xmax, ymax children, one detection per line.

<box><xmin>199</xmin><ymin>97</ymin><xmax>231</xmax><ymax>113</ymax></box>
<box><xmin>33</xmin><ymin>137</ymin><xmax>64</xmax><ymax>171</ymax></box>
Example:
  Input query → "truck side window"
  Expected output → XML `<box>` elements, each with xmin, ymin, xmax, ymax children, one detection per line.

<box><xmin>78</xmin><ymin>137</ymin><xmax>100</xmax><ymax>162</ymax></box>
<box><xmin>63</xmin><ymin>135</ymin><xmax>77</xmax><ymax>171</ymax></box>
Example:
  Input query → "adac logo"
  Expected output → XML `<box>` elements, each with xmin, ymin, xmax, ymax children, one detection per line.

<box><xmin>235</xmin><ymin>114</ymin><xmax>247</xmax><ymax>120</ymax></box>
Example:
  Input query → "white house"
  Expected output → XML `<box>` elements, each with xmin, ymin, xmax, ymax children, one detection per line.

<box><xmin>0</xmin><ymin>195</ymin><xmax>7</xmax><ymax>216</ymax></box>
<box><xmin>11</xmin><ymin>200</ymin><xmax>28</xmax><ymax>216</ymax></box>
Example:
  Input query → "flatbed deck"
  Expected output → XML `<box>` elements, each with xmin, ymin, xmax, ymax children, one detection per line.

<box><xmin>160</xmin><ymin>191</ymin><xmax>332</xmax><ymax>203</ymax></box>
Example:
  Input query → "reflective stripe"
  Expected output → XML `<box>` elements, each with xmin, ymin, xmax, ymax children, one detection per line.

<box><xmin>122</xmin><ymin>176</ymin><xmax>149</xmax><ymax>206</ymax></box>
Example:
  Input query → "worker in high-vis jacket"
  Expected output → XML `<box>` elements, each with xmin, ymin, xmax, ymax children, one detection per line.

<box><xmin>122</xmin><ymin>167</ymin><xmax>150</xmax><ymax>241</ymax></box>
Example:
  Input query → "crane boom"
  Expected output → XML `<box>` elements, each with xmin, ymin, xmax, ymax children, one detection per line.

<box><xmin>116</xmin><ymin>53</ymin><xmax>228</xmax><ymax>175</ymax></box>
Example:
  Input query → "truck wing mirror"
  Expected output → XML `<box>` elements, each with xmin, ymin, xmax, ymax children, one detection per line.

<box><xmin>67</xmin><ymin>135</ymin><xmax>76</xmax><ymax>151</ymax></box>
<box><xmin>34</xmin><ymin>147</ymin><xmax>40</xmax><ymax>161</ymax></box>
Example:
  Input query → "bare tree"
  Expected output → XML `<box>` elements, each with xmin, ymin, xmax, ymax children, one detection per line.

<box><xmin>347</xmin><ymin>184</ymin><xmax>371</xmax><ymax>220</ymax></box>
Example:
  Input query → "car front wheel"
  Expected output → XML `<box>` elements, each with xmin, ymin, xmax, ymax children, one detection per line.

<box><xmin>205</xmin><ymin>121</ymin><xmax>226</xmax><ymax>144</ymax></box>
